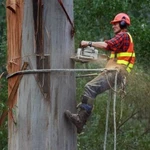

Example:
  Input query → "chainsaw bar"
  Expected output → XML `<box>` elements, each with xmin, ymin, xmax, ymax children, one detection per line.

<box><xmin>70</xmin><ymin>56</ymin><xmax>96</xmax><ymax>63</ymax></box>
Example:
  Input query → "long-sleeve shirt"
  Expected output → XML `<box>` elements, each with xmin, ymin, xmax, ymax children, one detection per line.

<box><xmin>105</xmin><ymin>31</ymin><xmax>130</xmax><ymax>52</ymax></box>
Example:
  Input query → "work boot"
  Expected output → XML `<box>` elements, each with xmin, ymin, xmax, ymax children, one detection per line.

<box><xmin>65</xmin><ymin>103</ymin><xmax>92</xmax><ymax>134</ymax></box>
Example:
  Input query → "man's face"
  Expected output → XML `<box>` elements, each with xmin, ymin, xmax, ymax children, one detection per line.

<box><xmin>112</xmin><ymin>22</ymin><xmax>121</xmax><ymax>34</ymax></box>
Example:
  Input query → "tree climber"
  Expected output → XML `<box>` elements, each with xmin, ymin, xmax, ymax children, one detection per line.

<box><xmin>65</xmin><ymin>13</ymin><xmax>136</xmax><ymax>134</ymax></box>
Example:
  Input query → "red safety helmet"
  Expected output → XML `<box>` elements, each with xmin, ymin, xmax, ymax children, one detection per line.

<box><xmin>110</xmin><ymin>13</ymin><xmax>130</xmax><ymax>25</ymax></box>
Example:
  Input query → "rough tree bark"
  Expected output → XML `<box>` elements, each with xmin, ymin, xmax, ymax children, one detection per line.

<box><xmin>7</xmin><ymin>0</ymin><xmax>76</xmax><ymax>150</ymax></box>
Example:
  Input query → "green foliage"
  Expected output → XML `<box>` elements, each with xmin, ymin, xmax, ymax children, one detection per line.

<box><xmin>0</xmin><ymin>0</ymin><xmax>8</xmax><ymax>149</ymax></box>
<box><xmin>74</xmin><ymin>0</ymin><xmax>150</xmax><ymax>150</ymax></box>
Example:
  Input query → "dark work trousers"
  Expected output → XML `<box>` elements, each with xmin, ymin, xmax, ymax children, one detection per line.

<box><xmin>83</xmin><ymin>70</ymin><xmax>126</xmax><ymax>100</ymax></box>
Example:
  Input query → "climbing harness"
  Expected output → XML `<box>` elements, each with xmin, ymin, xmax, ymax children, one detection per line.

<box><xmin>104</xmin><ymin>69</ymin><xmax>126</xmax><ymax>94</ymax></box>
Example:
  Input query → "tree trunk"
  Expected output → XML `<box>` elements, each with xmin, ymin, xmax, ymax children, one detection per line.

<box><xmin>7</xmin><ymin>0</ymin><xmax>76</xmax><ymax>150</ymax></box>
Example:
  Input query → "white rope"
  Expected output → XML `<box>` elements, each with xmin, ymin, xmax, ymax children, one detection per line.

<box><xmin>113</xmin><ymin>71</ymin><xmax>118</xmax><ymax>150</ymax></box>
<box><xmin>103</xmin><ymin>90</ymin><xmax>112</xmax><ymax>150</ymax></box>
<box><xmin>120</xmin><ymin>99</ymin><xmax>123</xmax><ymax>120</ymax></box>
<box><xmin>103</xmin><ymin>70</ymin><xmax>118</xmax><ymax>150</ymax></box>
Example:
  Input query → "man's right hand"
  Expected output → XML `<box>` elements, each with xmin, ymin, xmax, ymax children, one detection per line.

<box><xmin>80</xmin><ymin>40</ymin><xmax>89</xmax><ymax>47</ymax></box>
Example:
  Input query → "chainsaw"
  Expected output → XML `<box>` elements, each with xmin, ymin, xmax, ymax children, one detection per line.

<box><xmin>76</xmin><ymin>46</ymin><xmax>98</xmax><ymax>60</ymax></box>
<box><xmin>71</xmin><ymin>46</ymin><xmax>108</xmax><ymax>63</ymax></box>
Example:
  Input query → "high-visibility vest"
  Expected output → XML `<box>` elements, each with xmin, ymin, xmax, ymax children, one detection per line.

<box><xmin>109</xmin><ymin>32</ymin><xmax>135</xmax><ymax>73</ymax></box>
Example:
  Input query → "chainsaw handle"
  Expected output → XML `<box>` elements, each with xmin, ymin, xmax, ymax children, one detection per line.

<box><xmin>79</xmin><ymin>42</ymin><xmax>82</xmax><ymax>48</ymax></box>
<box><xmin>79</xmin><ymin>43</ymin><xmax>85</xmax><ymax>52</ymax></box>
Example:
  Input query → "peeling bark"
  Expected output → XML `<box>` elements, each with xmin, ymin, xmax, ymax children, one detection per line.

<box><xmin>7</xmin><ymin>0</ymin><xmax>76</xmax><ymax>150</ymax></box>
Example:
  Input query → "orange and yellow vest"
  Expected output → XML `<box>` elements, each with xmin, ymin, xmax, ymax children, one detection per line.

<box><xmin>109</xmin><ymin>32</ymin><xmax>135</xmax><ymax>73</ymax></box>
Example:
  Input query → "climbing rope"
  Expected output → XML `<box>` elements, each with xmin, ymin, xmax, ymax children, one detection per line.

<box><xmin>103</xmin><ymin>90</ymin><xmax>112</xmax><ymax>150</ymax></box>
<box><xmin>103</xmin><ymin>70</ymin><xmax>119</xmax><ymax>150</ymax></box>
<box><xmin>113</xmin><ymin>70</ymin><xmax>118</xmax><ymax>150</ymax></box>
<box><xmin>6</xmin><ymin>68</ymin><xmax>117</xmax><ymax>79</ymax></box>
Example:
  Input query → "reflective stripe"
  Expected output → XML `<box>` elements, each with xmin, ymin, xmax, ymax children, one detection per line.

<box><xmin>127</xmin><ymin>32</ymin><xmax>133</xmax><ymax>43</ymax></box>
<box><xmin>110</xmin><ymin>53</ymin><xmax>115</xmax><ymax>58</ymax></box>
<box><xmin>126</xmin><ymin>63</ymin><xmax>133</xmax><ymax>73</ymax></box>
<box><xmin>117</xmin><ymin>52</ymin><xmax>135</xmax><ymax>57</ymax></box>
<box><xmin>117</xmin><ymin>60</ymin><xmax>133</xmax><ymax>73</ymax></box>
<box><xmin>110</xmin><ymin>52</ymin><xmax>135</xmax><ymax>58</ymax></box>
<box><xmin>126</xmin><ymin>67</ymin><xmax>131</xmax><ymax>73</ymax></box>
<box><xmin>117</xmin><ymin>60</ymin><xmax>128</xmax><ymax>65</ymax></box>
<box><xmin>118</xmin><ymin>61</ymin><xmax>134</xmax><ymax>68</ymax></box>
<box><xmin>128</xmin><ymin>63</ymin><xmax>134</xmax><ymax>68</ymax></box>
